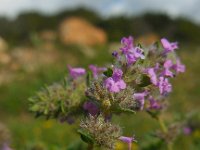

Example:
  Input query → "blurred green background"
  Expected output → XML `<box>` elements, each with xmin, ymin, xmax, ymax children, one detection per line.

<box><xmin>0</xmin><ymin>1</ymin><xmax>200</xmax><ymax>150</ymax></box>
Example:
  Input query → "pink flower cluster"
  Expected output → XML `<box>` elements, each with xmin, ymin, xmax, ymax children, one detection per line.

<box><xmin>106</xmin><ymin>37</ymin><xmax>185</xmax><ymax>111</ymax></box>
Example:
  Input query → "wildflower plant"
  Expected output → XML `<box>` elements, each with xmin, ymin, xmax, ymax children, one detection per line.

<box><xmin>29</xmin><ymin>36</ymin><xmax>186</xmax><ymax>150</ymax></box>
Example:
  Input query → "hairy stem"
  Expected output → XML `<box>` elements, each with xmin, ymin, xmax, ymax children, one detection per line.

<box><xmin>157</xmin><ymin>116</ymin><xmax>173</xmax><ymax>150</ymax></box>
<box><xmin>158</xmin><ymin>117</ymin><xmax>167</xmax><ymax>133</ymax></box>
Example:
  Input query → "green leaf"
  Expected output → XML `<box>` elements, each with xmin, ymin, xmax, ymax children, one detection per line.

<box><xmin>139</xmin><ymin>75</ymin><xmax>151</xmax><ymax>87</ymax></box>
<box><xmin>103</xmin><ymin>68</ymin><xmax>113</xmax><ymax>77</ymax></box>
<box><xmin>153</xmin><ymin>41</ymin><xmax>160</xmax><ymax>49</ymax></box>
<box><xmin>137</xmin><ymin>43</ymin><xmax>143</xmax><ymax>48</ymax></box>
<box><xmin>28</xmin><ymin>97</ymin><xmax>35</xmax><ymax>102</ymax></box>
<box><xmin>30</xmin><ymin>104</ymin><xmax>40</xmax><ymax>111</ymax></box>
<box><xmin>146</xmin><ymin>110</ymin><xmax>160</xmax><ymax>119</ymax></box>
<box><xmin>86</xmin><ymin>71</ymin><xmax>92</xmax><ymax>86</ymax></box>
<box><xmin>120</xmin><ymin>108</ymin><xmax>136</xmax><ymax>114</ymax></box>
<box><xmin>34</xmin><ymin>112</ymin><xmax>43</xmax><ymax>118</ymax></box>
<box><xmin>44</xmin><ymin>107</ymin><xmax>49</xmax><ymax>115</ymax></box>
<box><xmin>114</xmin><ymin>107</ymin><xmax>136</xmax><ymax>114</ymax></box>
<box><xmin>77</xmin><ymin>129</ymin><xmax>94</xmax><ymax>144</ymax></box>
<box><xmin>61</xmin><ymin>100</ymin><xmax>66</xmax><ymax>113</ymax></box>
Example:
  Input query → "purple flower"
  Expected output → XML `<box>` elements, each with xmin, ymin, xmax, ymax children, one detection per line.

<box><xmin>59</xmin><ymin>115</ymin><xmax>75</xmax><ymax>124</ymax></box>
<box><xmin>104</xmin><ymin>78</ymin><xmax>126</xmax><ymax>93</ymax></box>
<box><xmin>173</xmin><ymin>58</ymin><xmax>185</xmax><ymax>74</ymax></box>
<box><xmin>119</xmin><ymin>136</ymin><xmax>137</xmax><ymax>150</ymax></box>
<box><xmin>112</xmin><ymin>68</ymin><xmax>123</xmax><ymax>81</ymax></box>
<box><xmin>148</xmin><ymin>96</ymin><xmax>161</xmax><ymax>110</ymax></box>
<box><xmin>126</xmin><ymin>53</ymin><xmax>137</xmax><ymax>65</ymax></box>
<box><xmin>68</xmin><ymin>65</ymin><xmax>86</xmax><ymax>79</ymax></box>
<box><xmin>126</xmin><ymin>47</ymin><xmax>145</xmax><ymax>65</ymax></box>
<box><xmin>154</xmin><ymin>63</ymin><xmax>160</xmax><ymax>71</ymax></box>
<box><xmin>146</xmin><ymin>68</ymin><xmax>157</xmax><ymax>85</ymax></box>
<box><xmin>133</xmin><ymin>91</ymin><xmax>148</xmax><ymax>110</ymax></box>
<box><xmin>120</xmin><ymin>36</ymin><xmax>134</xmax><ymax>54</ymax></box>
<box><xmin>104</xmin><ymin>114</ymin><xmax>112</xmax><ymax>122</ymax></box>
<box><xmin>104</xmin><ymin>68</ymin><xmax>126</xmax><ymax>93</ymax></box>
<box><xmin>158</xmin><ymin>77</ymin><xmax>172</xmax><ymax>95</ymax></box>
<box><xmin>163</xmin><ymin>60</ymin><xmax>173</xmax><ymax>69</ymax></box>
<box><xmin>83</xmin><ymin>101</ymin><xmax>99</xmax><ymax>116</ymax></box>
<box><xmin>183</xmin><ymin>126</ymin><xmax>192</xmax><ymax>135</ymax></box>
<box><xmin>133</xmin><ymin>47</ymin><xmax>145</xmax><ymax>59</ymax></box>
<box><xmin>112</xmin><ymin>51</ymin><xmax>119</xmax><ymax>57</ymax></box>
<box><xmin>120</xmin><ymin>36</ymin><xmax>145</xmax><ymax>65</ymax></box>
<box><xmin>161</xmin><ymin>38</ymin><xmax>178</xmax><ymax>54</ymax></box>
<box><xmin>162</xmin><ymin>60</ymin><xmax>174</xmax><ymax>77</ymax></box>
<box><xmin>89</xmin><ymin>64</ymin><xmax>106</xmax><ymax>79</ymax></box>
<box><xmin>1</xmin><ymin>143</ymin><xmax>12</xmax><ymax>150</ymax></box>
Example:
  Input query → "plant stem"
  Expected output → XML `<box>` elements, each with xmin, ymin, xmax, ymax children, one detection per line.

<box><xmin>157</xmin><ymin>116</ymin><xmax>173</xmax><ymax>150</ymax></box>
<box><xmin>158</xmin><ymin>117</ymin><xmax>167</xmax><ymax>133</ymax></box>
<box><xmin>167</xmin><ymin>143</ymin><xmax>173</xmax><ymax>150</ymax></box>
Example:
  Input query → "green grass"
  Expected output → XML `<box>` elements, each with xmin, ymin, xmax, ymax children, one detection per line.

<box><xmin>6</xmin><ymin>117</ymin><xmax>80</xmax><ymax>150</ymax></box>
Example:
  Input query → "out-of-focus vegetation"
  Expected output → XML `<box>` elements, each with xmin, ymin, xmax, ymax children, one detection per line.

<box><xmin>0</xmin><ymin>7</ymin><xmax>200</xmax><ymax>150</ymax></box>
<box><xmin>0</xmin><ymin>8</ymin><xmax>200</xmax><ymax>45</ymax></box>
<box><xmin>0</xmin><ymin>44</ymin><xmax>200</xmax><ymax>149</ymax></box>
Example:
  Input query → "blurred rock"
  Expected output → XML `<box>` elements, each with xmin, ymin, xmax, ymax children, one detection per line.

<box><xmin>11</xmin><ymin>47</ymin><xmax>37</xmax><ymax>72</ymax></box>
<box><xmin>39</xmin><ymin>30</ymin><xmax>57</xmax><ymax>42</ymax></box>
<box><xmin>80</xmin><ymin>46</ymin><xmax>95</xmax><ymax>58</ymax></box>
<box><xmin>0</xmin><ymin>44</ymin><xmax>80</xmax><ymax>85</ymax></box>
<box><xmin>0</xmin><ymin>71</ymin><xmax>15</xmax><ymax>85</ymax></box>
<box><xmin>37</xmin><ymin>30</ymin><xmax>57</xmax><ymax>51</ymax></box>
<box><xmin>59</xmin><ymin>17</ymin><xmax>107</xmax><ymax>46</ymax></box>
<box><xmin>0</xmin><ymin>37</ymin><xmax>8</xmax><ymax>52</ymax></box>
<box><xmin>137</xmin><ymin>33</ymin><xmax>159</xmax><ymax>46</ymax></box>
<box><xmin>11</xmin><ymin>47</ymin><xmax>60</xmax><ymax>72</ymax></box>
<box><xmin>0</xmin><ymin>52</ymin><xmax>11</xmax><ymax>65</ymax></box>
